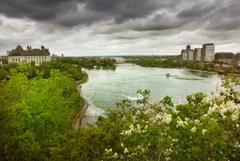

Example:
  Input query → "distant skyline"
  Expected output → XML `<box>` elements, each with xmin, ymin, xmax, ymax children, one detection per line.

<box><xmin>0</xmin><ymin>0</ymin><xmax>240</xmax><ymax>56</ymax></box>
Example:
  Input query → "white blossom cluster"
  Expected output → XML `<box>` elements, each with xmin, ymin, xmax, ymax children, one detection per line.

<box><xmin>103</xmin><ymin>77</ymin><xmax>240</xmax><ymax>160</ymax></box>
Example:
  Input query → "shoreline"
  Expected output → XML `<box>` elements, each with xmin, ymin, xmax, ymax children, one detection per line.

<box><xmin>75</xmin><ymin>71</ymin><xmax>105</xmax><ymax>128</ymax></box>
<box><xmin>74</xmin><ymin>72</ymin><xmax>89</xmax><ymax>129</ymax></box>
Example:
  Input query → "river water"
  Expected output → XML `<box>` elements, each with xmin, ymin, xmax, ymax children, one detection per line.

<box><xmin>82</xmin><ymin>64</ymin><xmax>221</xmax><ymax>114</ymax></box>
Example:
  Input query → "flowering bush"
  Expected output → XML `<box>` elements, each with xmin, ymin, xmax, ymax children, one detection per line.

<box><xmin>100</xmin><ymin>76</ymin><xmax>240</xmax><ymax>161</ymax></box>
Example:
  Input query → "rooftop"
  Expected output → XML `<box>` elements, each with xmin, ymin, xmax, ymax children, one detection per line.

<box><xmin>8</xmin><ymin>45</ymin><xmax>50</xmax><ymax>56</ymax></box>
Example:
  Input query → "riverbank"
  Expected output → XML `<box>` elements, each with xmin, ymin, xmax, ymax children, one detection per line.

<box><xmin>124</xmin><ymin>56</ymin><xmax>240</xmax><ymax>74</ymax></box>
<box><xmin>74</xmin><ymin>72</ymin><xmax>89</xmax><ymax>129</ymax></box>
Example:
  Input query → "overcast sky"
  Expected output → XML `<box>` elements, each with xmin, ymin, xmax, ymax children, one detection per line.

<box><xmin>0</xmin><ymin>0</ymin><xmax>240</xmax><ymax>56</ymax></box>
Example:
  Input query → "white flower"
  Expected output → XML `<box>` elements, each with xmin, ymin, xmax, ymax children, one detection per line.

<box><xmin>113</xmin><ymin>152</ymin><xmax>118</xmax><ymax>158</ymax></box>
<box><xmin>124</xmin><ymin>148</ymin><xmax>129</xmax><ymax>154</ymax></box>
<box><xmin>105</xmin><ymin>148</ymin><xmax>112</xmax><ymax>154</ymax></box>
<box><xmin>176</xmin><ymin>118</ymin><xmax>188</xmax><ymax>127</ymax></box>
<box><xmin>202</xmin><ymin>129</ymin><xmax>207</xmax><ymax>135</ymax></box>
<box><xmin>194</xmin><ymin>119</ymin><xmax>200</xmax><ymax>125</ymax></box>
<box><xmin>162</xmin><ymin>113</ymin><xmax>172</xmax><ymax>125</ymax></box>
<box><xmin>121</xmin><ymin>143</ymin><xmax>124</xmax><ymax>147</ymax></box>
<box><xmin>177</xmin><ymin>119</ymin><xmax>184</xmax><ymax>127</ymax></box>
<box><xmin>191</xmin><ymin>126</ymin><xmax>197</xmax><ymax>133</ymax></box>
<box><xmin>202</xmin><ymin>97</ymin><xmax>210</xmax><ymax>103</ymax></box>
<box><xmin>231</xmin><ymin>114</ymin><xmax>238</xmax><ymax>121</ymax></box>
<box><xmin>155</xmin><ymin>114</ymin><xmax>162</xmax><ymax>120</ymax></box>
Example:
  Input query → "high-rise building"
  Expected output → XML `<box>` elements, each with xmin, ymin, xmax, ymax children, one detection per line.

<box><xmin>186</xmin><ymin>45</ymin><xmax>194</xmax><ymax>61</ymax></box>
<box><xmin>202</xmin><ymin>43</ymin><xmax>215</xmax><ymax>62</ymax></box>
<box><xmin>188</xmin><ymin>50</ymin><xmax>194</xmax><ymax>61</ymax></box>
<box><xmin>181</xmin><ymin>49</ymin><xmax>188</xmax><ymax>61</ymax></box>
<box><xmin>194</xmin><ymin>48</ymin><xmax>202</xmax><ymax>61</ymax></box>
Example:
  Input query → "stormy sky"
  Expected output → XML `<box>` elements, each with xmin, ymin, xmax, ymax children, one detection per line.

<box><xmin>0</xmin><ymin>0</ymin><xmax>240</xmax><ymax>56</ymax></box>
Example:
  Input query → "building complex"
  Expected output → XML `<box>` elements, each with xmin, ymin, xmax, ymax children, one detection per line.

<box><xmin>181</xmin><ymin>43</ymin><xmax>215</xmax><ymax>62</ymax></box>
<box><xmin>181</xmin><ymin>43</ymin><xmax>240</xmax><ymax>67</ymax></box>
<box><xmin>7</xmin><ymin>45</ymin><xmax>51</xmax><ymax>66</ymax></box>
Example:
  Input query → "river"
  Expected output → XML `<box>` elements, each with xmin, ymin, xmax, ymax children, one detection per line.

<box><xmin>81</xmin><ymin>64</ymin><xmax>221</xmax><ymax>118</ymax></box>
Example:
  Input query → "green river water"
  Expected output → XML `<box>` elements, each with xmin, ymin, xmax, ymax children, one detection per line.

<box><xmin>82</xmin><ymin>64</ymin><xmax>221</xmax><ymax>114</ymax></box>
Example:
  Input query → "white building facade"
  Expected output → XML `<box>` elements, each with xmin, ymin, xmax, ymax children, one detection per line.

<box><xmin>7</xmin><ymin>46</ymin><xmax>51</xmax><ymax>66</ymax></box>
<box><xmin>8</xmin><ymin>55</ymin><xmax>51</xmax><ymax>66</ymax></box>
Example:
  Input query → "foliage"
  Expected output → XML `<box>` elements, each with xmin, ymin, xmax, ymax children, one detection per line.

<box><xmin>125</xmin><ymin>56</ymin><xmax>240</xmax><ymax>74</ymax></box>
<box><xmin>0</xmin><ymin>60</ymin><xmax>85</xmax><ymax>81</ymax></box>
<box><xmin>125</xmin><ymin>56</ymin><xmax>182</xmax><ymax>68</ymax></box>
<box><xmin>0</xmin><ymin>68</ymin><xmax>8</xmax><ymax>80</ymax></box>
<box><xmin>99</xmin><ymin>77</ymin><xmax>240</xmax><ymax>161</ymax></box>
<box><xmin>0</xmin><ymin>70</ymin><xmax>82</xmax><ymax>160</ymax></box>
<box><xmin>59</xmin><ymin>57</ymin><xmax>117</xmax><ymax>70</ymax></box>
<box><xmin>38</xmin><ymin>60</ymin><xmax>85</xmax><ymax>80</ymax></box>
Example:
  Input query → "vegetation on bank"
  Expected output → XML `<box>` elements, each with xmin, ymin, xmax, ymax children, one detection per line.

<box><xmin>125</xmin><ymin>56</ymin><xmax>239</xmax><ymax>74</ymax></box>
<box><xmin>0</xmin><ymin>60</ymin><xmax>86</xmax><ymax>81</ymax></box>
<box><xmin>125</xmin><ymin>56</ymin><xmax>182</xmax><ymax>68</ymax></box>
<box><xmin>0</xmin><ymin>60</ymin><xmax>239</xmax><ymax>160</ymax></box>
<box><xmin>58</xmin><ymin>57</ymin><xmax>117</xmax><ymax>70</ymax></box>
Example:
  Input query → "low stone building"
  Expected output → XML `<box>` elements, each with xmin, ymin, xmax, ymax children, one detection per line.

<box><xmin>0</xmin><ymin>56</ymin><xmax>2</xmax><ymax>66</ymax></box>
<box><xmin>235</xmin><ymin>53</ymin><xmax>240</xmax><ymax>67</ymax></box>
<box><xmin>215</xmin><ymin>52</ymin><xmax>234</xmax><ymax>65</ymax></box>
<box><xmin>8</xmin><ymin>45</ymin><xmax>51</xmax><ymax>66</ymax></box>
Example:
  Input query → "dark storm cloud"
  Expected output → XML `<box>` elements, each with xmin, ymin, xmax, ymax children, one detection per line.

<box><xmin>177</xmin><ymin>3</ymin><xmax>216</xmax><ymax>19</ymax></box>
<box><xmin>0</xmin><ymin>0</ymin><xmax>78</xmax><ymax>21</ymax></box>
<box><xmin>0</xmin><ymin>0</ymin><xmax>182</xmax><ymax>27</ymax></box>
<box><xmin>204</xmin><ymin>2</ymin><xmax>240</xmax><ymax>31</ymax></box>
<box><xmin>1</xmin><ymin>0</ymin><xmax>240</xmax><ymax>56</ymax></box>
<box><xmin>0</xmin><ymin>0</ymin><xmax>240</xmax><ymax>31</ymax></box>
<box><xmin>81</xmin><ymin>0</ymin><xmax>161</xmax><ymax>23</ymax></box>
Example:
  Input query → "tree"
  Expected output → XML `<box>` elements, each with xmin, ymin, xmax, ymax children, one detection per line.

<box><xmin>0</xmin><ymin>68</ymin><xmax>7</xmax><ymax>80</ymax></box>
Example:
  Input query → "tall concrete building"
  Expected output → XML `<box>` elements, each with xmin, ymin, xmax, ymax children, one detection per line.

<box><xmin>8</xmin><ymin>45</ymin><xmax>51</xmax><ymax>66</ymax></box>
<box><xmin>202</xmin><ymin>43</ymin><xmax>215</xmax><ymax>62</ymax></box>
<box><xmin>181</xmin><ymin>49</ymin><xmax>188</xmax><ymax>61</ymax></box>
<box><xmin>194</xmin><ymin>48</ymin><xmax>202</xmax><ymax>61</ymax></box>
<box><xmin>186</xmin><ymin>45</ymin><xmax>194</xmax><ymax>61</ymax></box>
<box><xmin>188</xmin><ymin>50</ymin><xmax>194</xmax><ymax>61</ymax></box>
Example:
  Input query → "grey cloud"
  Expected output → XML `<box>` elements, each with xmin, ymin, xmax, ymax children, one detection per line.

<box><xmin>204</xmin><ymin>2</ymin><xmax>240</xmax><ymax>31</ymax></box>
<box><xmin>0</xmin><ymin>0</ymin><xmax>240</xmax><ymax>55</ymax></box>
<box><xmin>177</xmin><ymin>3</ymin><xmax>216</xmax><ymax>19</ymax></box>
<box><xmin>0</xmin><ymin>0</ymin><xmax>182</xmax><ymax>27</ymax></box>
